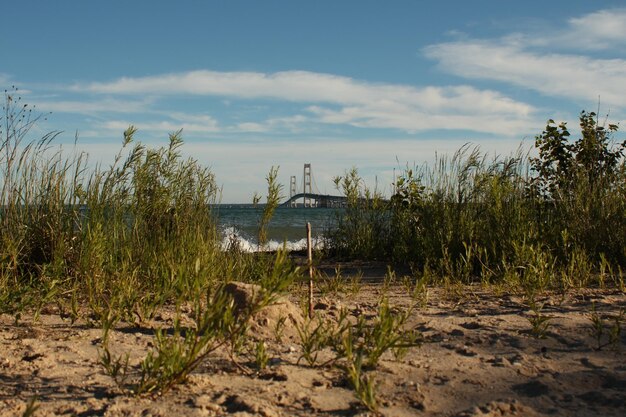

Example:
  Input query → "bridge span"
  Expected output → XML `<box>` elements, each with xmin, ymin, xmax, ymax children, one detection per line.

<box><xmin>285</xmin><ymin>163</ymin><xmax>347</xmax><ymax>208</ymax></box>
<box><xmin>282</xmin><ymin>193</ymin><xmax>347</xmax><ymax>208</ymax></box>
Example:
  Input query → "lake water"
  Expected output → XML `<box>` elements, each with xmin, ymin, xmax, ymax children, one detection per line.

<box><xmin>214</xmin><ymin>204</ymin><xmax>339</xmax><ymax>251</ymax></box>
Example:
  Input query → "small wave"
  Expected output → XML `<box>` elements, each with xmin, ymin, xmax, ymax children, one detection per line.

<box><xmin>220</xmin><ymin>226</ymin><xmax>323</xmax><ymax>253</ymax></box>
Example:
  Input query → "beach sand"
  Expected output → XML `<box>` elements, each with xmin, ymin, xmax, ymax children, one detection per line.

<box><xmin>1</xmin><ymin>270</ymin><xmax>625</xmax><ymax>416</ymax></box>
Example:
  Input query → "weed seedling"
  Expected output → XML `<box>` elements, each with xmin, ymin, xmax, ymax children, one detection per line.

<box><xmin>348</xmin><ymin>271</ymin><xmax>363</xmax><ymax>296</ymax></box>
<box><xmin>273</xmin><ymin>315</ymin><xmax>287</xmax><ymax>343</ymax></box>
<box><xmin>296</xmin><ymin>316</ymin><xmax>333</xmax><ymax>367</ymax></box>
<box><xmin>409</xmin><ymin>274</ymin><xmax>430</xmax><ymax>309</ymax></box>
<box><xmin>99</xmin><ymin>251</ymin><xmax>298</xmax><ymax>395</ymax></box>
<box><xmin>255</xmin><ymin>166</ymin><xmax>283</xmax><ymax>249</ymax></box>
<box><xmin>383</xmin><ymin>266</ymin><xmax>397</xmax><ymax>291</ymax></box>
<box><xmin>527</xmin><ymin>299</ymin><xmax>552</xmax><ymax>339</ymax></box>
<box><xmin>255</xmin><ymin>340</ymin><xmax>269</xmax><ymax>370</ymax></box>
<box><xmin>346</xmin><ymin>353</ymin><xmax>378</xmax><ymax>412</ymax></box>
<box><xmin>99</xmin><ymin>347</ymin><xmax>130</xmax><ymax>387</ymax></box>
<box><xmin>21</xmin><ymin>396</ymin><xmax>39</xmax><ymax>417</ymax></box>
<box><xmin>320</xmin><ymin>267</ymin><xmax>346</xmax><ymax>296</ymax></box>
<box><xmin>589</xmin><ymin>303</ymin><xmax>624</xmax><ymax>350</ymax></box>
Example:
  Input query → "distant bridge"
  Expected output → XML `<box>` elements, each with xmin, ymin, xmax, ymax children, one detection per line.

<box><xmin>284</xmin><ymin>163</ymin><xmax>346</xmax><ymax>208</ymax></box>
<box><xmin>281</xmin><ymin>192</ymin><xmax>348</xmax><ymax>208</ymax></box>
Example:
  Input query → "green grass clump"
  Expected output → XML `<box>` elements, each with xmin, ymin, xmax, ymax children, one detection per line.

<box><xmin>327</xmin><ymin>111</ymin><xmax>626</xmax><ymax>291</ymax></box>
<box><xmin>526</xmin><ymin>298</ymin><xmax>553</xmax><ymax>339</ymax></box>
<box><xmin>588</xmin><ymin>303</ymin><xmax>624</xmax><ymax>350</ymax></box>
<box><xmin>0</xmin><ymin>88</ymin><xmax>296</xmax><ymax>326</ymax></box>
<box><xmin>327</xmin><ymin>167</ymin><xmax>390</xmax><ymax>260</ymax></box>
<box><xmin>99</xmin><ymin>248</ymin><xmax>299</xmax><ymax>395</ymax></box>
<box><xmin>295</xmin><ymin>298</ymin><xmax>420</xmax><ymax>411</ymax></box>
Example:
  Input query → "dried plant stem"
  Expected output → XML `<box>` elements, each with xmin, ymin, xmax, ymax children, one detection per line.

<box><xmin>307</xmin><ymin>222</ymin><xmax>314</xmax><ymax>319</ymax></box>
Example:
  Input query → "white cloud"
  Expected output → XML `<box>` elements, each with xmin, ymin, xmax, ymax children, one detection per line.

<box><xmin>166</xmin><ymin>112</ymin><xmax>220</xmax><ymax>126</ymax></box>
<box><xmin>424</xmin><ymin>9</ymin><xmax>626</xmax><ymax>110</ymax></box>
<box><xmin>235</xmin><ymin>122</ymin><xmax>268</xmax><ymax>133</ymax></box>
<box><xmin>100</xmin><ymin>118</ymin><xmax>220</xmax><ymax>134</ymax></box>
<box><xmin>73</xmin><ymin>70</ymin><xmax>536</xmax><ymax>136</ymax></box>
<box><xmin>565</xmin><ymin>9</ymin><xmax>626</xmax><ymax>49</ymax></box>
<box><xmin>307</xmin><ymin>99</ymin><xmax>533</xmax><ymax>136</ymax></box>
<box><xmin>97</xmin><ymin>112</ymin><xmax>315</xmax><ymax>136</ymax></box>
<box><xmin>233</xmin><ymin>115</ymin><xmax>310</xmax><ymax>133</ymax></box>
<box><xmin>35</xmin><ymin>97</ymin><xmax>154</xmax><ymax>115</ymax></box>
<box><xmin>504</xmin><ymin>8</ymin><xmax>626</xmax><ymax>51</ymax></box>
<box><xmin>425</xmin><ymin>41</ymin><xmax>626</xmax><ymax>105</ymax></box>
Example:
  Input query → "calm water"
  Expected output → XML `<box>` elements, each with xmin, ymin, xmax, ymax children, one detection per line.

<box><xmin>214</xmin><ymin>204</ymin><xmax>339</xmax><ymax>251</ymax></box>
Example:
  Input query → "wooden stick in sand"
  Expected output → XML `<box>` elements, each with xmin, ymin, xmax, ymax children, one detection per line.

<box><xmin>307</xmin><ymin>222</ymin><xmax>313</xmax><ymax>319</ymax></box>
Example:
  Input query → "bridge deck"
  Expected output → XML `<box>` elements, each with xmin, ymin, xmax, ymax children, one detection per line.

<box><xmin>282</xmin><ymin>193</ymin><xmax>348</xmax><ymax>208</ymax></box>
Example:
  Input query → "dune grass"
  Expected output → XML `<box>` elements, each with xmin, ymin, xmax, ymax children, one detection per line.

<box><xmin>0</xmin><ymin>89</ymin><xmax>299</xmax><ymax>324</ymax></box>
<box><xmin>328</xmin><ymin>112</ymin><xmax>626</xmax><ymax>292</ymax></box>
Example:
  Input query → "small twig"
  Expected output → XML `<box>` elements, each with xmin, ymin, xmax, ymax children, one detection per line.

<box><xmin>307</xmin><ymin>222</ymin><xmax>314</xmax><ymax>319</ymax></box>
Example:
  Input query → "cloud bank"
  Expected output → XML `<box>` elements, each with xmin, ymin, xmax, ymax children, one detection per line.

<box><xmin>425</xmin><ymin>8</ymin><xmax>626</xmax><ymax>110</ymax></box>
<box><xmin>72</xmin><ymin>70</ymin><xmax>535</xmax><ymax>136</ymax></box>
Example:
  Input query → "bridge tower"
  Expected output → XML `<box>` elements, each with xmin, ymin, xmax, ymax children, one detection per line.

<box><xmin>303</xmin><ymin>163</ymin><xmax>312</xmax><ymax>208</ymax></box>
<box><xmin>289</xmin><ymin>176</ymin><xmax>297</xmax><ymax>208</ymax></box>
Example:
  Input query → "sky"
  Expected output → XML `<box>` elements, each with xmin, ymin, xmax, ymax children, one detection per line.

<box><xmin>2</xmin><ymin>0</ymin><xmax>625</xmax><ymax>202</ymax></box>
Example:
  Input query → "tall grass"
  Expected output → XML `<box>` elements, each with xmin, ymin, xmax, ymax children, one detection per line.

<box><xmin>1</xmin><ymin>90</ymin><xmax>84</xmax><ymax>313</ymax></box>
<box><xmin>326</xmin><ymin>167</ymin><xmax>389</xmax><ymax>260</ymax></box>
<box><xmin>328</xmin><ymin>115</ymin><xmax>626</xmax><ymax>288</ymax></box>
<box><xmin>391</xmin><ymin>145</ymin><xmax>533</xmax><ymax>270</ymax></box>
<box><xmin>0</xmin><ymin>88</ymin><xmax>297</xmax><ymax>321</ymax></box>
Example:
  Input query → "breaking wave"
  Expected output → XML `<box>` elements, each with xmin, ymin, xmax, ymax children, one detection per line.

<box><xmin>219</xmin><ymin>226</ymin><xmax>324</xmax><ymax>253</ymax></box>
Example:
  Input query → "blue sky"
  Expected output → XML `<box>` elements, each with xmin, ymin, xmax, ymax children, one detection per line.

<box><xmin>2</xmin><ymin>0</ymin><xmax>625</xmax><ymax>202</ymax></box>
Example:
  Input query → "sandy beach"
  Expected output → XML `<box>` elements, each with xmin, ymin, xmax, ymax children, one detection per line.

<box><xmin>1</xmin><ymin>266</ymin><xmax>624</xmax><ymax>417</ymax></box>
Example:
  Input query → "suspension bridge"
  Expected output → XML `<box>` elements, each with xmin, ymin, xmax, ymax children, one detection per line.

<box><xmin>282</xmin><ymin>164</ymin><xmax>347</xmax><ymax>208</ymax></box>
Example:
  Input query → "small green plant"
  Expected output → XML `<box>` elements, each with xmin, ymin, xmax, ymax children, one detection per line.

<box><xmin>21</xmin><ymin>396</ymin><xmax>39</xmax><ymax>417</ymax></box>
<box><xmin>297</xmin><ymin>290</ymin><xmax>311</xmax><ymax>321</ymax></box>
<box><xmin>255</xmin><ymin>340</ymin><xmax>269</xmax><ymax>371</ymax></box>
<box><xmin>401</xmin><ymin>274</ymin><xmax>413</xmax><ymax>294</ymax></box>
<box><xmin>319</xmin><ymin>267</ymin><xmax>346</xmax><ymax>295</ymax></box>
<box><xmin>326</xmin><ymin>299</ymin><xmax>421</xmax><ymax>376</ymax></box>
<box><xmin>99</xmin><ymin>347</ymin><xmax>130</xmax><ymax>387</ymax></box>
<box><xmin>341</xmin><ymin>335</ymin><xmax>378</xmax><ymax>412</ymax></box>
<box><xmin>100</xmin><ymin>250</ymin><xmax>298</xmax><ymax>395</ymax></box>
<box><xmin>57</xmin><ymin>286</ymin><xmax>81</xmax><ymax>324</ymax></box>
<box><xmin>101</xmin><ymin>290</ymin><xmax>245</xmax><ymax>395</ymax></box>
<box><xmin>254</xmin><ymin>166</ymin><xmax>283</xmax><ymax>249</ymax></box>
<box><xmin>383</xmin><ymin>265</ymin><xmax>397</xmax><ymax>291</ymax></box>
<box><xmin>404</xmin><ymin>267</ymin><xmax>431</xmax><ymax>308</ymax></box>
<box><xmin>589</xmin><ymin>303</ymin><xmax>624</xmax><ymax>350</ymax></box>
<box><xmin>526</xmin><ymin>298</ymin><xmax>552</xmax><ymax>339</ymax></box>
<box><xmin>608</xmin><ymin>311</ymin><xmax>624</xmax><ymax>349</ymax></box>
<box><xmin>99</xmin><ymin>306</ymin><xmax>120</xmax><ymax>345</ymax></box>
<box><xmin>358</xmin><ymin>298</ymin><xmax>420</xmax><ymax>367</ymax></box>
<box><xmin>348</xmin><ymin>272</ymin><xmax>363</xmax><ymax>296</ymax></box>
<box><xmin>273</xmin><ymin>315</ymin><xmax>287</xmax><ymax>343</ymax></box>
<box><xmin>296</xmin><ymin>315</ymin><xmax>334</xmax><ymax>367</ymax></box>
<box><xmin>412</xmin><ymin>275</ymin><xmax>430</xmax><ymax>309</ymax></box>
<box><xmin>330</xmin><ymin>300</ymin><xmax>419</xmax><ymax>412</ymax></box>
